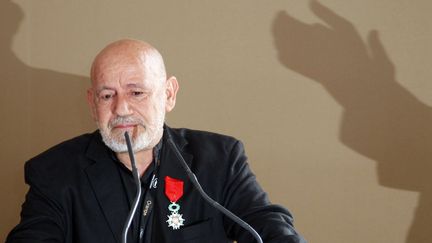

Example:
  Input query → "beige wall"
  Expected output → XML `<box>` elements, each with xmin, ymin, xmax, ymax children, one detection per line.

<box><xmin>1</xmin><ymin>0</ymin><xmax>431</xmax><ymax>242</ymax></box>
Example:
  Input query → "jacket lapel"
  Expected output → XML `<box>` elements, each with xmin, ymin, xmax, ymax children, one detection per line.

<box><xmin>159</xmin><ymin>128</ymin><xmax>193</xmax><ymax>184</ymax></box>
<box><xmin>84</xmin><ymin>132</ymin><xmax>129</xmax><ymax>243</ymax></box>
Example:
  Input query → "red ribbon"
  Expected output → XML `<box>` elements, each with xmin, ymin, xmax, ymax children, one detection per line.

<box><xmin>165</xmin><ymin>176</ymin><xmax>184</xmax><ymax>202</ymax></box>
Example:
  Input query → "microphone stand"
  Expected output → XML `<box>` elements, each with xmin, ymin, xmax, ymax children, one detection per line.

<box><xmin>121</xmin><ymin>132</ymin><xmax>142</xmax><ymax>243</ymax></box>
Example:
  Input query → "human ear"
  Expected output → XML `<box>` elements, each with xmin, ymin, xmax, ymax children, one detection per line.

<box><xmin>86</xmin><ymin>88</ymin><xmax>98</xmax><ymax>121</ymax></box>
<box><xmin>165</xmin><ymin>76</ymin><xmax>179</xmax><ymax>112</ymax></box>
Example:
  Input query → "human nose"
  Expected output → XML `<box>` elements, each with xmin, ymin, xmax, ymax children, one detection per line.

<box><xmin>113</xmin><ymin>94</ymin><xmax>133</xmax><ymax>116</ymax></box>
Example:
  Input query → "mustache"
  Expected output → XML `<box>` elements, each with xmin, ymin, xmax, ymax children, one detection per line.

<box><xmin>108</xmin><ymin>116</ymin><xmax>144</xmax><ymax>129</ymax></box>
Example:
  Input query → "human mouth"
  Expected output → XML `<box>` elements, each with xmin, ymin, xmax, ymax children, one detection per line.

<box><xmin>113</xmin><ymin>124</ymin><xmax>137</xmax><ymax>129</ymax></box>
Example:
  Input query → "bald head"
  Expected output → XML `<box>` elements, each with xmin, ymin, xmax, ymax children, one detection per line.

<box><xmin>90</xmin><ymin>39</ymin><xmax>167</xmax><ymax>86</ymax></box>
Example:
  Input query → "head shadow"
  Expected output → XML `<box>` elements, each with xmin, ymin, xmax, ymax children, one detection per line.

<box><xmin>272</xmin><ymin>1</ymin><xmax>432</xmax><ymax>242</ymax></box>
<box><xmin>0</xmin><ymin>0</ymin><xmax>93</xmax><ymax>239</ymax></box>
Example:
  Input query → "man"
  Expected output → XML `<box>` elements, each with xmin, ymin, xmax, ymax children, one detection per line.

<box><xmin>7</xmin><ymin>39</ymin><xmax>306</xmax><ymax>242</ymax></box>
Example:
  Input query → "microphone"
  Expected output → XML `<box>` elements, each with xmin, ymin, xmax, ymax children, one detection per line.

<box><xmin>121</xmin><ymin>132</ymin><xmax>142</xmax><ymax>243</ymax></box>
<box><xmin>166</xmin><ymin>134</ymin><xmax>264</xmax><ymax>243</ymax></box>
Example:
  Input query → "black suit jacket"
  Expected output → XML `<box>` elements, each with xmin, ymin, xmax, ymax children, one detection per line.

<box><xmin>7</xmin><ymin>127</ymin><xmax>305</xmax><ymax>243</ymax></box>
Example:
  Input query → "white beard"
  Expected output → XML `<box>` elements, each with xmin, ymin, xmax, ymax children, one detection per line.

<box><xmin>98</xmin><ymin>110</ymin><xmax>165</xmax><ymax>153</ymax></box>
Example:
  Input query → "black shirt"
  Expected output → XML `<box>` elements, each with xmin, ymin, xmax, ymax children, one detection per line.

<box><xmin>112</xmin><ymin>141</ymin><xmax>162</xmax><ymax>243</ymax></box>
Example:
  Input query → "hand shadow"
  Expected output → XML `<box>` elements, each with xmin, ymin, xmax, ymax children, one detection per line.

<box><xmin>273</xmin><ymin>1</ymin><xmax>432</xmax><ymax>242</ymax></box>
<box><xmin>0</xmin><ymin>1</ymin><xmax>94</xmax><ymax>240</ymax></box>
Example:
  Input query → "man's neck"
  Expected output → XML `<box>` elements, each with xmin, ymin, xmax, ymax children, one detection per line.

<box><xmin>116</xmin><ymin>149</ymin><xmax>153</xmax><ymax>177</ymax></box>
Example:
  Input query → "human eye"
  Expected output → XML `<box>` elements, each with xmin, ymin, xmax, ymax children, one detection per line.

<box><xmin>131</xmin><ymin>91</ymin><xmax>144</xmax><ymax>96</ymax></box>
<box><xmin>129</xmin><ymin>90</ymin><xmax>148</xmax><ymax>100</ymax></box>
<box><xmin>98</xmin><ymin>91</ymin><xmax>115</xmax><ymax>102</ymax></box>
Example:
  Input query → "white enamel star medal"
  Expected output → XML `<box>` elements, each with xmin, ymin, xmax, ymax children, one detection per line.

<box><xmin>166</xmin><ymin>206</ymin><xmax>185</xmax><ymax>229</ymax></box>
<box><xmin>165</xmin><ymin>176</ymin><xmax>185</xmax><ymax>230</ymax></box>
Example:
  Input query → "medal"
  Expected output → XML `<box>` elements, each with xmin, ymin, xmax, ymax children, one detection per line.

<box><xmin>165</xmin><ymin>176</ymin><xmax>185</xmax><ymax>230</ymax></box>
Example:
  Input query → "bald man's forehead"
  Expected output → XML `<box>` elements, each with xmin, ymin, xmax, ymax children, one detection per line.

<box><xmin>93</xmin><ymin>62</ymin><xmax>148</xmax><ymax>84</ymax></box>
<box><xmin>91</xmin><ymin>60</ymin><xmax>166</xmax><ymax>93</ymax></box>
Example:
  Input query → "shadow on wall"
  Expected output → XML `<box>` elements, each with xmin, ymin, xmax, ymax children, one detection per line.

<box><xmin>0</xmin><ymin>1</ymin><xmax>93</xmax><ymax>240</ymax></box>
<box><xmin>272</xmin><ymin>1</ymin><xmax>432</xmax><ymax>243</ymax></box>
